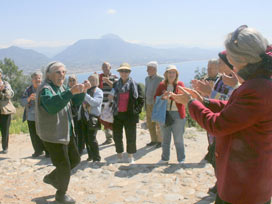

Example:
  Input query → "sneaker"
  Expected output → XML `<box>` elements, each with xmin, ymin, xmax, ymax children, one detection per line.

<box><xmin>208</xmin><ymin>184</ymin><xmax>217</xmax><ymax>194</ymax></box>
<box><xmin>32</xmin><ymin>152</ymin><xmax>43</xmax><ymax>158</ymax></box>
<box><xmin>128</xmin><ymin>157</ymin><xmax>135</xmax><ymax>164</ymax></box>
<box><xmin>2</xmin><ymin>149</ymin><xmax>8</xmax><ymax>154</ymax></box>
<box><xmin>93</xmin><ymin>160</ymin><xmax>100</xmax><ymax>163</ymax></box>
<box><xmin>155</xmin><ymin>142</ymin><xmax>162</xmax><ymax>148</ymax></box>
<box><xmin>117</xmin><ymin>153</ymin><xmax>123</xmax><ymax>163</ymax></box>
<box><xmin>55</xmin><ymin>192</ymin><xmax>75</xmax><ymax>204</ymax></box>
<box><xmin>157</xmin><ymin>160</ymin><xmax>169</xmax><ymax>164</ymax></box>
<box><xmin>178</xmin><ymin>160</ymin><xmax>184</xmax><ymax>164</ymax></box>
<box><xmin>146</xmin><ymin>142</ymin><xmax>156</xmax><ymax>146</ymax></box>
<box><xmin>117</xmin><ymin>158</ymin><xmax>123</xmax><ymax>163</ymax></box>
<box><xmin>101</xmin><ymin>139</ymin><xmax>112</xmax><ymax>145</ymax></box>
<box><xmin>87</xmin><ymin>157</ymin><xmax>93</xmax><ymax>161</ymax></box>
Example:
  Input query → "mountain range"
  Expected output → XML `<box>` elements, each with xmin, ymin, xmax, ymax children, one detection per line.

<box><xmin>0</xmin><ymin>34</ymin><xmax>219</xmax><ymax>73</ymax></box>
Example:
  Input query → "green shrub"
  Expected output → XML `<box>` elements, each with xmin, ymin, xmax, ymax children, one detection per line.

<box><xmin>10</xmin><ymin>106</ymin><xmax>29</xmax><ymax>134</ymax></box>
<box><xmin>139</xmin><ymin>108</ymin><xmax>146</xmax><ymax>121</ymax></box>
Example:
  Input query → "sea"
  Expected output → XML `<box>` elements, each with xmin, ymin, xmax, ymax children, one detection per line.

<box><xmin>74</xmin><ymin>60</ymin><xmax>208</xmax><ymax>86</ymax></box>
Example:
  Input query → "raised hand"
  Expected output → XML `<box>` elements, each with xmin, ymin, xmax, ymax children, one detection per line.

<box><xmin>161</xmin><ymin>91</ymin><xmax>171</xmax><ymax>100</ymax></box>
<box><xmin>70</xmin><ymin>84</ymin><xmax>85</xmax><ymax>95</ymax></box>
<box><xmin>170</xmin><ymin>86</ymin><xmax>193</xmax><ymax>105</ymax></box>
<box><xmin>83</xmin><ymin>80</ymin><xmax>91</xmax><ymax>91</ymax></box>
<box><xmin>222</xmin><ymin>70</ymin><xmax>239</xmax><ymax>87</ymax></box>
<box><xmin>191</xmin><ymin>79</ymin><xmax>212</xmax><ymax>97</ymax></box>
<box><xmin>28</xmin><ymin>93</ymin><xmax>36</xmax><ymax>102</ymax></box>
<box><xmin>177</xmin><ymin>86</ymin><xmax>203</xmax><ymax>102</ymax></box>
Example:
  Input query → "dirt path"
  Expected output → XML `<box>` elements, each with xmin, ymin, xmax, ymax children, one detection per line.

<box><xmin>0</xmin><ymin>124</ymin><xmax>216</xmax><ymax>204</ymax></box>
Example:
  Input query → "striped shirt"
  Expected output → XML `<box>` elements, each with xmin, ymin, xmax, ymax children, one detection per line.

<box><xmin>99</xmin><ymin>73</ymin><xmax>118</xmax><ymax>104</ymax></box>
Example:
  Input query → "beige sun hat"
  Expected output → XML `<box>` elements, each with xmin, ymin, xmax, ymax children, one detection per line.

<box><xmin>165</xmin><ymin>64</ymin><xmax>178</xmax><ymax>72</ymax></box>
<box><xmin>117</xmin><ymin>62</ymin><xmax>131</xmax><ymax>71</ymax></box>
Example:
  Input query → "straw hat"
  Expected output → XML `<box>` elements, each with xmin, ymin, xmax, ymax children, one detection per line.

<box><xmin>117</xmin><ymin>62</ymin><xmax>131</xmax><ymax>71</ymax></box>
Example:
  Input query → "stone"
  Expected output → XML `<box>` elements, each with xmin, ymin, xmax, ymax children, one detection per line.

<box><xmin>164</xmin><ymin>194</ymin><xmax>184</xmax><ymax>201</ymax></box>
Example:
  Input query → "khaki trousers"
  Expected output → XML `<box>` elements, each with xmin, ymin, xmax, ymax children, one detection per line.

<box><xmin>146</xmin><ymin>104</ymin><xmax>162</xmax><ymax>143</ymax></box>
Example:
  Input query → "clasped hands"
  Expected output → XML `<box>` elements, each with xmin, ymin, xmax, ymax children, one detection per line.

<box><xmin>165</xmin><ymin>86</ymin><xmax>204</xmax><ymax>106</ymax></box>
<box><xmin>70</xmin><ymin>80</ymin><xmax>91</xmax><ymax>95</ymax></box>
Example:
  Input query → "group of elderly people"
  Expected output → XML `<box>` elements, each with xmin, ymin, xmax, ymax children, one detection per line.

<box><xmin>1</xmin><ymin>25</ymin><xmax>272</xmax><ymax>204</ymax></box>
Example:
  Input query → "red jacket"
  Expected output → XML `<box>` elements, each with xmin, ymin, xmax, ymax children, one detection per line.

<box><xmin>154</xmin><ymin>81</ymin><xmax>186</xmax><ymax>119</ymax></box>
<box><xmin>189</xmin><ymin>78</ymin><xmax>272</xmax><ymax>204</ymax></box>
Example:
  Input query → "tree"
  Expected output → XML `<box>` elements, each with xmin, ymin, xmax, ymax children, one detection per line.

<box><xmin>186</xmin><ymin>66</ymin><xmax>207</xmax><ymax>128</ymax></box>
<box><xmin>0</xmin><ymin>58</ymin><xmax>30</xmax><ymax>104</ymax></box>
<box><xmin>194</xmin><ymin>67</ymin><xmax>207</xmax><ymax>80</ymax></box>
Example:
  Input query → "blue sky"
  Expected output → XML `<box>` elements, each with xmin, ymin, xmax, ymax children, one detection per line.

<box><xmin>0</xmin><ymin>0</ymin><xmax>271</xmax><ymax>49</ymax></box>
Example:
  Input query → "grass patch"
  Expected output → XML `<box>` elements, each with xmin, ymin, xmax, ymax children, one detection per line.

<box><xmin>10</xmin><ymin>106</ymin><xmax>29</xmax><ymax>134</ymax></box>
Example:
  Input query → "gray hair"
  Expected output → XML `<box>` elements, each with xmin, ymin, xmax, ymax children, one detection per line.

<box><xmin>88</xmin><ymin>73</ymin><xmax>99</xmax><ymax>86</ymax></box>
<box><xmin>147</xmin><ymin>61</ymin><xmax>158</xmax><ymax>69</ymax></box>
<box><xmin>225</xmin><ymin>27</ymin><xmax>269</xmax><ymax>64</ymax></box>
<box><xmin>208</xmin><ymin>58</ymin><xmax>219</xmax><ymax>65</ymax></box>
<box><xmin>68</xmin><ymin>74</ymin><xmax>77</xmax><ymax>80</ymax></box>
<box><xmin>31</xmin><ymin>71</ymin><xmax>43</xmax><ymax>79</ymax></box>
<box><xmin>45</xmin><ymin>61</ymin><xmax>66</xmax><ymax>79</ymax></box>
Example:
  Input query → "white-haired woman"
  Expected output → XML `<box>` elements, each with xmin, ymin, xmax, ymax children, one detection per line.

<box><xmin>172</xmin><ymin>26</ymin><xmax>272</xmax><ymax>204</ymax></box>
<box><xmin>0</xmin><ymin>68</ymin><xmax>15</xmax><ymax>154</ymax></box>
<box><xmin>78</xmin><ymin>73</ymin><xmax>103</xmax><ymax>162</ymax></box>
<box><xmin>35</xmin><ymin>61</ymin><xmax>90</xmax><ymax>204</ymax></box>
<box><xmin>154</xmin><ymin>65</ymin><xmax>186</xmax><ymax>164</ymax></box>
<box><xmin>21</xmin><ymin>71</ymin><xmax>49</xmax><ymax>158</ymax></box>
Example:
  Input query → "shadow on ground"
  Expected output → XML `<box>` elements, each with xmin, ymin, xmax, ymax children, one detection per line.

<box><xmin>194</xmin><ymin>193</ymin><xmax>216</xmax><ymax>204</ymax></box>
<box><xmin>31</xmin><ymin>195</ymin><xmax>55</xmax><ymax>204</ymax></box>
<box><xmin>114</xmin><ymin>161</ymin><xmax>207</xmax><ymax>178</ymax></box>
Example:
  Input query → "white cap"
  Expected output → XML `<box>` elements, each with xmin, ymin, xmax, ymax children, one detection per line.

<box><xmin>165</xmin><ymin>65</ymin><xmax>178</xmax><ymax>72</ymax></box>
<box><xmin>147</xmin><ymin>61</ymin><xmax>158</xmax><ymax>69</ymax></box>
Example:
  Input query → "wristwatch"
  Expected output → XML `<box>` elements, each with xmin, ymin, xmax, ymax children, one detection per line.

<box><xmin>202</xmin><ymin>97</ymin><xmax>210</xmax><ymax>107</ymax></box>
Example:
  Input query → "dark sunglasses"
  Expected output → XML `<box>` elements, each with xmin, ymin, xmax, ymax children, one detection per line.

<box><xmin>119</xmin><ymin>70</ymin><xmax>131</xmax><ymax>73</ymax></box>
<box><xmin>231</xmin><ymin>25</ymin><xmax>248</xmax><ymax>45</ymax></box>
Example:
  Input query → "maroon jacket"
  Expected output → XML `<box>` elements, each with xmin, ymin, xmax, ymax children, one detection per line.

<box><xmin>154</xmin><ymin>81</ymin><xmax>186</xmax><ymax>119</ymax></box>
<box><xmin>189</xmin><ymin>78</ymin><xmax>272</xmax><ymax>204</ymax></box>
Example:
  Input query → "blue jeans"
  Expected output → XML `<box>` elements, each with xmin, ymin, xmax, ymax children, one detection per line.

<box><xmin>160</xmin><ymin>111</ymin><xmax>186</xmax><ymax>162</ymax></box>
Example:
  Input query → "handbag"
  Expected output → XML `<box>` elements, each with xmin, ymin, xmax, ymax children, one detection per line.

<box><xmin>164</xmin><ymin>84</ymin><xmax>177</xmax><ymax>127</ymax></box>
<box><xmin>0</xmin><ymin>99</ymin><xmax>16</xmax><ymax>115</ymax></box>
<box><xmin>165</xmin><ymin>111</ymin><xmax>175</xmax><ymax>126</ymax></box>
<box><xmin>151</xmin><ymin>95</ymin><xmax>167</xmax><ymax>124</ymax></box>
<box><xmin>87</xmin><ymin>114</ymin><xmax>101</xmax><ymax>130</ymax></box>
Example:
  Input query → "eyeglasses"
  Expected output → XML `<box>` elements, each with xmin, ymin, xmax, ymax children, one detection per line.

<box><xmin>55</xmin><ymin>70</ymin><xmax>67</xmax><ymax>75</ymax></box>
<box><xmin>119</xmin><ymin>70</ymin><xmax>131</xmax><ymax>73</ymax></box>
<box><xmin>231</xmin><ymin>25</ymin><xmax>248</xmax><ymax>45</ymax></box>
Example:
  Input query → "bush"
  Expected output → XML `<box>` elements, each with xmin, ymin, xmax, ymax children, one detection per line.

<box><xmin>9</xmin><ymin>106</ymin><xmax>29</xmax><ymax>134</ymax></box>
<box><xmin>139</xmin><ymin>108</ymin><xmax>146</xmax><ymax>121</ymax></box>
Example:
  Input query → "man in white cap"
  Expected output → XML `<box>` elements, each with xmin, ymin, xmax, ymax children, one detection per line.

<box><xmin>145</xmin><ymin>61</ymin><xmax>164</xmax><ymax>148</ymax></box>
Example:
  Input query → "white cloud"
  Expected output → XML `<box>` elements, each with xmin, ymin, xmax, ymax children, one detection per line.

<box><xmin>0</xmin><ymin>39</ymin><xmax>74</xmax><ymax>48</ymax></box>
<box><xmin>107</xmin><ymin>9</ymin><xmax>116</xmax><ymax>15</ymax></box>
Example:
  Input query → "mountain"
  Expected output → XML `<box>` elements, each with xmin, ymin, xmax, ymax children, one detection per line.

<box><xmin>0</xmin><ymin>34</ymin><xmax>219</xmax><ymax>73</ymax></box>
<box><xmin>53</xmin><ymin>34</ymin><xmax>218</xmax><ymax>71</ymax></box>
<box><xmin>30</xmin><ymin>46</ymin><xmax>69</xmax><ymax>58</ymax></box>
<box><xmin>0</xmin><ymin>46</ymin><xmax>50</xmax><ymax>72</ymax></box>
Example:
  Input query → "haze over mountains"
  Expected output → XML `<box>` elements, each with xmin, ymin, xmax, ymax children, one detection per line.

<box><xmin>0</xmin><ymin>34</ymin><xmax>219</xmax><ymax>73</ymax></box>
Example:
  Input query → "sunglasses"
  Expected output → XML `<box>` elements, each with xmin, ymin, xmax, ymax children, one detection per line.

<box><xmin>231</xmin><ymin>25</ymin><xmax>248</xmax><ymax>45</ymax></box>
<box><xmin>119</xmin><ymin>70</ymin><xmax>131</xmax><ymax>73</ymax></box>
